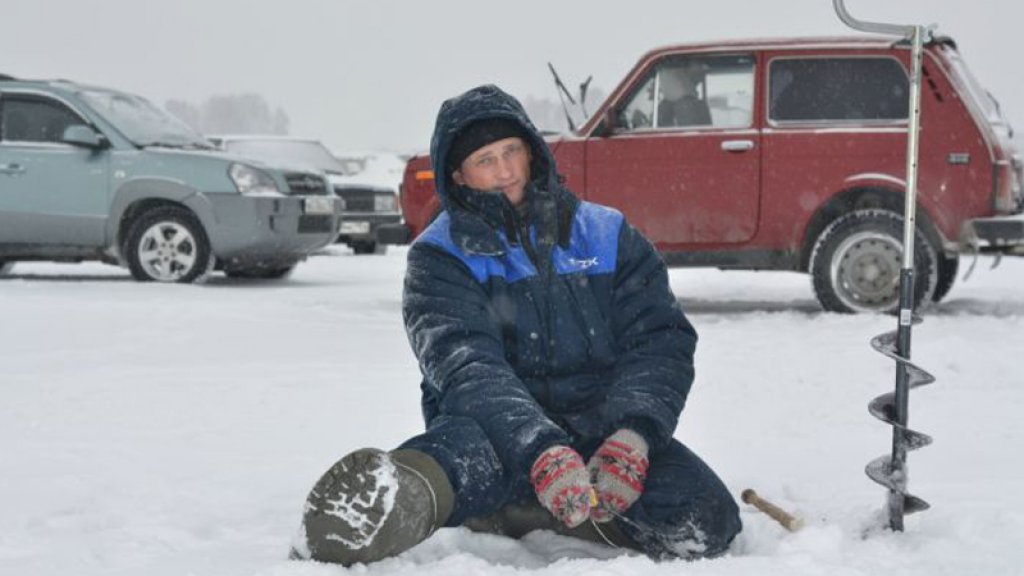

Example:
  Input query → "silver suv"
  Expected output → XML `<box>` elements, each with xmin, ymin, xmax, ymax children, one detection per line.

<box><xmin>0</xmin><ymin>76</ymin><xmax>343</xmax><ymax>282</ymax></box>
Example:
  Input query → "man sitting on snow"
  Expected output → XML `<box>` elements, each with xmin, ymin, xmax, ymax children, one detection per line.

<box><xmin>290</xmin><ymin>84</ymin><xmax>741</xmax><ymax>565</ymax></box>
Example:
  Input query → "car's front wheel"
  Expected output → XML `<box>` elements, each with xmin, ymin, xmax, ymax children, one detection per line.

<box><xmin>932</xmin><ymin>252</ymin><xmax>959</xmax><ymax>303</ymax></box>
<box><xmin>0</xmin><ymin>261</ymin><xmax>13</xmax><ymax>276</ymax></box>
<box><xmin>809</xmin><ymin>209</ymin><xmax>938</xmax><ymax>314</ymax></box>
<box><xmin>124</xmin><ymin>205</ymin><xmax>213</xmax><ymax>283</ymax></box>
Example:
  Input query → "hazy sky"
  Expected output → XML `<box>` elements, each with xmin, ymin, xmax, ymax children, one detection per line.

<box><xmin>4</xmin><ymin>0</ymin><xmax>1020</xmax><ymax>154</ymax></box>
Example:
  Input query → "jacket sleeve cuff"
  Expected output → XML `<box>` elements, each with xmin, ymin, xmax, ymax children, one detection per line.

<box><xmin>611</xmin><ymin>417</ymin><xmax>666</xmax><ymax>451</ymax></box>
<box><xmin>521</xmin><ymin>429</ymin><xmax>572</xmax><ymax>478</ymax></box>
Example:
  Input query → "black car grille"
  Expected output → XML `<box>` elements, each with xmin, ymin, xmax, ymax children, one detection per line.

<box><xmin>334</xmin><ymin>186</ymin><xmax>380</xmax><ymax>212</ymax></box>
<box><xmin>284</xmin><ymin>173</ymin><xmax>329</xmax><ymax>195</ymax></box>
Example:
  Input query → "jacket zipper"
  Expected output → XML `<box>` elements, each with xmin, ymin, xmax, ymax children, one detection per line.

<box><xmin>513</xmin><ymin>208</ymin><xmax>557</xmax><ymax>408</ymax></box>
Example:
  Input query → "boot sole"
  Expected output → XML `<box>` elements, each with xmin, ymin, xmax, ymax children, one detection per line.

<box><xmin>300</xmin><ymin>448</ymin><xmax>398</xmax><ymax>564</ymax></box>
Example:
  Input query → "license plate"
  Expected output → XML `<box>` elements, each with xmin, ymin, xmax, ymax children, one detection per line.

<box><xmin>340</xmin><ymin>221</ymin><xmax>371</xmax><ymax>235</ymax></box>
<box><xmin>304</xmin><ymin>197</ymin><xmax>335</xmax><ymax>215</ymax></box>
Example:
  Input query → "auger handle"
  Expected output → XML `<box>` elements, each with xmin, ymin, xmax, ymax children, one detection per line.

<box><xmin>741</xmin><ymin>489</ymin><xmax>804</xmax><ymax>532</ymax></box>
<box><xmin>833</xmin><ymin>0</ymin><xmax>918</xmax><ymax>38</ymax></box>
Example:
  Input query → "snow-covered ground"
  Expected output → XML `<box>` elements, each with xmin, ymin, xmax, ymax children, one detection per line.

<box><xmin>1</xmin><ymin>249</ymin><xmax>1021</xmax><ymax>576</ymax></box>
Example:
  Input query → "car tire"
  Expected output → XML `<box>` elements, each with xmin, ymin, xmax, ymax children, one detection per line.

<box><xmin>124</xmin><ymin>205</ymin><xmax>214</xmax><ymax>283</ymax></box>
<box><xmin>352</xmin><ymin>241</ymin><xmax>386</xmax><ymax>255</ymax></box>
<box><xmin>0</xmin><ymin>261</ymin><xmax>13</xmax><ymax>276</ymax></box>
<box><xmin>931</xmin><ymin>253</ymin><xmax>959</xmax><ymax>303</ymax></box>
<box><xmin>809</xmin><ymin>209</ymin><xmax>938</xmax><ymax>314</ymax></box>
<box><xmin>224</xmin><ymin>266</ymin><xmax>295</xmax><ymax>280</ymax></box>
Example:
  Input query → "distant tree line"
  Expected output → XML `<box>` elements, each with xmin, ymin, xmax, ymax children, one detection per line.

<box><xmin>162</xmin><ymin>88</ymin><xmax>601</xmax><ymax>141</ymax></box>
<box><xmin>166</xmin><ymin>94</ymin><xmax>289</xmax><ymax>136</ymax></box>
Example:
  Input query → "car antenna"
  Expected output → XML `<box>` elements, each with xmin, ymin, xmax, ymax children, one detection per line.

<box><xmin>547</xmin><ymin>62</ymin><xmax>577</xmax><ymax>132</ymax></box>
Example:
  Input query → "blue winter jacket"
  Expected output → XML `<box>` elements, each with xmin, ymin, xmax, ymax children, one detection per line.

<box><xmin>403</xmin><ymin>85</ymin><xmax>697</xmax><ymax>479</ymax></box>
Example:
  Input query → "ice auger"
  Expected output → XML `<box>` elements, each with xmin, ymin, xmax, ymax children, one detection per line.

<box><xmin>832</xmin><ymin>0</ymin><xmax>934</xmax><ymax>531</ymax></box>
<box><xmin>867</xmin><ymin>329</ymin><xmax>934</xmax><ymax>528</ymax></box>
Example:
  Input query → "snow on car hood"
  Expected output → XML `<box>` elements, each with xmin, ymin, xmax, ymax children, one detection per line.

<box><xmin>144</xmin><ymin>146</ymin><xmax>316</xmax><ymax>175</ymax></box>
<box><xmin>328</xmin><ymin>166</ymin><xmax>400</xmax><ymax>193</ymax></box>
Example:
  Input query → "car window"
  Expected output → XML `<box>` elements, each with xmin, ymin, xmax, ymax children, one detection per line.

<box><xmin>618</xmin><ymin>54</ymin><xmax>754</xmax><ymax>132</ymax></box>
<box><xmin>769</xmin><ymin>57</ymin><xmax>908</xmax><ymax>123</ymax></box>
<box><xmin>1</xmin><ymin>96</ymin><xmax>85</xmax><ymax>143</ymax></box>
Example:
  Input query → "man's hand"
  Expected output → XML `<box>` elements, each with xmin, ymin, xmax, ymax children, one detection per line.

<box><xmin>530</xmin><ymin>445</ymin><xmax>594</xmax><ymax>528</ymax></box>
<box><xmin>587</xmin><ymin>429</ymin><xmax>649</xmax><ymax>522</ymax></box>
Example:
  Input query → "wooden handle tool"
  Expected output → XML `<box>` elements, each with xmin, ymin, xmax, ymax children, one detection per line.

<box><xmin>741</xmin><ymin>489</ymin><xmax>804</xmax><ymax>532</ymax></box>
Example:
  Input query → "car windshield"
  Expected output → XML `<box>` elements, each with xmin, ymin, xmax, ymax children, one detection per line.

<box><xmin>222</xmin><ymin>139</ymin><xmax>350</xmax><ymax>174</ymax></box>
<box><xmin>78</xmin><ymin>89</ymin><xmax>211</xmax><ymax>148</ymax></box>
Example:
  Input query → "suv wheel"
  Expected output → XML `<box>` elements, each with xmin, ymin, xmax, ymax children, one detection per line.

<box><xmin>124</xmin><ymin>205</ymin><xmax>213</xmax><ymax>283</ymax></box>
<box><xmin>0</xmin><ymin>261</ymin><xmax>13</xmax><ymax>276</ymax></box>
<box><xmin>810</xmin><ymin>209</ymin><xmax>938</xmax><ymax>314</ymax></box>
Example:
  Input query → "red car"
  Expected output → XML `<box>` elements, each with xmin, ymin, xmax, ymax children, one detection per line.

<box><xmin>397</xmin><ymin>36</ymin><xmax>1024</xmax><ymax>313</ymax></box>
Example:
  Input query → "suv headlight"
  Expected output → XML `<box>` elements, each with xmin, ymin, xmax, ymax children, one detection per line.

<box><xmin>229</xmin><ymin>163</ymin><xmax>280</xmax><ymax>195</ymax></box>
<box><xmin>375</xmin><ymin>194</ymin><xmax>397</xmax><ymax>212</ymax></box>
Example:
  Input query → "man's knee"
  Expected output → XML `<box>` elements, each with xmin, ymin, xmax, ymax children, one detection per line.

<box><xmin>399</xmin><ymin>416</ymin><xmax>510</xmax><ymax>525</ymax></box>
<box><xmin>629</xmin><ymin>487</ymin><xmax>741</xmax><ymax>559</ymax></box>
<box><xmin>623</xmin><ymin>440</ymin><xmax>741</xmax><ymax>559</ymax></box>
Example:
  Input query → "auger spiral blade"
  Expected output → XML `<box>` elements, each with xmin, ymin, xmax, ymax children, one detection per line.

<box><xmin>867</xmin><ymin>327</ymin><xmax>936</xmax><ymax>529</ymax></box>
<box><xmin>865</xmin><ymin>456</ymin><xmax>931</xmax><ymax>514</ymax></box>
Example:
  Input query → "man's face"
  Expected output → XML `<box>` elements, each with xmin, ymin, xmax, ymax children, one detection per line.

<box><xmin>453</xmin><ymin>136</ymin><xmax>532</xmax><ymax>207</ymax></box>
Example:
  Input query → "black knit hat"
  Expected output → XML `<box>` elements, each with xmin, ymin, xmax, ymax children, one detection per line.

<box><xmin>446</xmin><ymin>118</ymin><xmax>527</xmax><ymax>175</ymax></box>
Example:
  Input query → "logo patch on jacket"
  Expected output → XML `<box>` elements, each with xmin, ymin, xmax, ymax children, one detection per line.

<box><xmin>567</xmin><ymin>257</ymin><xmax>599</xmax><ymax>270</ymax></box>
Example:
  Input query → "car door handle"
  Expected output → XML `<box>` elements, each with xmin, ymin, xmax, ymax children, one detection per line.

<box><xmin>720</xmin><ymin>140</ymin><xmax>755</xmax><ymax>152</ymax></box>
<box><xmin>0</xmin><ymin>163</ymin><xmax>26</xmax><ymax>175</ymax></box>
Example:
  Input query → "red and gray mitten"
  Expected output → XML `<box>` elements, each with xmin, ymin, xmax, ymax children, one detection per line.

<box><xmin>530</xmin><ymin>445</ymin><xmax>594</xmax><ymax>528</ymax></box>
<box><xmin>588</xmin><ymin>428</ymin><xmax>650</xmax><ymax>522</ymax></box>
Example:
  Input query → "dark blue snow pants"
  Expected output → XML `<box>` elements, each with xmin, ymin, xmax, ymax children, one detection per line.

<box><xmin>400</xmin><ymin>415</ymin><xmax>742</xmax><ymax>560</ymax></box>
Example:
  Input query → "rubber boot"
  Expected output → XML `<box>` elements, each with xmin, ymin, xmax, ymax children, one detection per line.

<box><xmin>464</xmin><ymin>501</ymin><xmax>638</xmax><ymax>551</ymax></box>
<box><xmin>290</xmin><ymin>448</ymin><xmax>455</xmax><ymax>566</ymax></box>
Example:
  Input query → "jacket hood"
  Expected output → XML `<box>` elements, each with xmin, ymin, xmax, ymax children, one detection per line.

<box><xmin>426</xmin><ymin>85</ymin><xmax>578</xmax><ymax>257</ymax></box>
<box><xmin>429</xmin><ymin>85</ymin><xmax>558</xmax><ymax>210</ymax></box>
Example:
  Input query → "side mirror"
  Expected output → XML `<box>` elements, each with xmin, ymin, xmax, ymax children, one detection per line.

<box><xmin>62</xmin><ymin>125</ymin><xmax>107</xmax><ymax>149</ymax></box>
<box><xmin>604</xmin><ymin>108</ymin><xmax>620</xmax><ymax>131</ymax></box>
<box><xmin>592</xmin><ymin>108</ymin><xmax>620</xmax><ymax>137</ymax></box>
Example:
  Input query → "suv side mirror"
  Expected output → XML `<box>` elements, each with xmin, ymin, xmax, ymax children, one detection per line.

<box><xmin>63</xmin><ymin>125</ymin><xmax>107</xmax><ymax>149</ymax></box>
